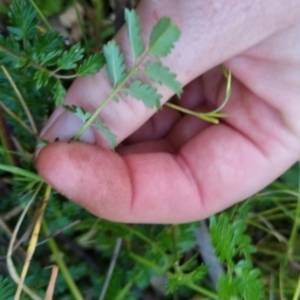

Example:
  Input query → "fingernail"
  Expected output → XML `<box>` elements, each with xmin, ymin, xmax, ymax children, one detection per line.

<box><xmin>40</xmin><ymin>111</ymin><xmax>96</xmax><ymax>144</ymax></box>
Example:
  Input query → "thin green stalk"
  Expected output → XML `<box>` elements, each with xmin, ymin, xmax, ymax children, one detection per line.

<box><xmin>99</xmin><ymin>238</ymin><xmax>122</xmax><ymax>300</ymax></box>
<box><xmin>73</xmin><ymin>0</ymin><xmax>89</xmax><ymax>53</ymax></box>
<box><xmin>210</xmin><ymin>66</ymin><xmax>231</xmax><ymax>114</ymax></box>
<box><xmin>1</xmin><ymin>65</ymin><xmax>38</xmax><ymax>135</ymax></box>
<box><xmin>42</xmin><ymin>220</ymin><xmax>84</xmax><ymax>300</ymax></box>
<box><xmin>293</xmin><ymin>276</ymin><xmax>300</xmax><ymax>300</ymax></box>
<box><xmin>0</xmin><ymin>101</ymin><xmax>36</xmax><ymax>136</ymax></box>
<box><xmin>118</xmin><ymin>223</ymin><xmax>168</xmax><ymax>259</ymax></box>
<box><xmin>170</xmin><ymin>225</ymin><xmax>178</xmax><ymax>263</ymax></box>
<box><xmin>165</xmin><ymin>102</ymin><xmax>225</xmax><ymax>124</ymax></box>
<box><xmin>7</xmin><ymin>185</ymin><xmax>43</xmax><ymax>300</ymax></box>
<box><xmin>73</xmin><ymin>51</ymin><xmax>148</xmax><ymax>140</ymax></box>
<box><xmin>0</xmin><ymin>104</ymin><xmax>17</xmax><ymax>166</ymax></box>
<box><xmin>29</xmin><ymin>0</ymin><xmax>53</xmax><ymax>32</ymax></box>
<box><xmin>129</xmin><ymin>252</ymin><xmax>218</xmax><ymax>299</ymax></box>
<box><xmin>15</xmin><ymin>185</ymin><xmax>51</xmax><ymax>300</ymax></box>
<box><xmin>91</xmin><ymin>0</ymin><xmax>104</xmax><ymax>48</ymax></box>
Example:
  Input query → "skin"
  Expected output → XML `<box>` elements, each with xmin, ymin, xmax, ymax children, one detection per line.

<box><xmin>37</xmin><ymin>0</ymin><xmax>300</xmax><ymax>223</ymax></box>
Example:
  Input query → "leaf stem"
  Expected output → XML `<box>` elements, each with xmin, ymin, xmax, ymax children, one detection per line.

<box><xmin>73</xmin><ymin>66</ymin><xmax>138</xmax><ymax>140</ymax></box>
<box><xmin>129</xmin><ymin>252</ymin><xmax>218</xmax><ymax>299</ymax></box>
<box><xmin>0</xmin><ymin>103</ymin><xmax>18</xmax><ymax>166</ymax></box>
<box><xmin>42</xmin><ymin>220</ymin><xmax>84</xmax><ymax>300</ymax></box>
<box><xmin>98</xmin><ymin>238</ymin><xmax>122</xmax><ymax>300</ymax></box>
<box><xmin>73</xmin><ymin>0</ymin><xmax>89</xmax><ymax>54</ymax></box>
<box><xmin>15</xmin><ymin>185</ymin><xmax>52</xmax><ymax>300</ymax></box>
<box><xmin>165</xmin><ymin>102</ymin><xmax>225</xmax><ymax>124</ymax></box>
<box><xmin>29</xmin><ymin>0</ymin><xmax>54</xmax><ymax>32</ymax></box>
<box><xmin>118</xmin><ymin>223</ymin><xmax>168</xmax><ymax>259</ymax></box>
<box><xmin>0</xmin><ymin>101</ymin><xmax>36</xmax><ymax>136</ymax></box>
<box><xmin>7</xmin><ymin>185</ymin><xmax>43</xmax><ymax>300</ymax></box>
<box><xmin>1</xmin><ymin>65</ymin><xmax>38</xmax><ymax>135</ymax></box>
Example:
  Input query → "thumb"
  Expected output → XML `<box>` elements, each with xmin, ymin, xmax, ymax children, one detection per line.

<box><xmin>39</xmin><ymin>0</ymin><xmax>298</xmax><ymax>147</ymax></box>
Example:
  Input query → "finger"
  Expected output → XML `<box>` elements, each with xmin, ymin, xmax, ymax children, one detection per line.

<box><xmin>40</xmin><ymin>0</ymin><xmax>299</xmax><ymax>147</ymax></box>
<box><xmin>37</xmin><ymin>110</ymin><xmax>299</xmax><ymax>224</ymax></box>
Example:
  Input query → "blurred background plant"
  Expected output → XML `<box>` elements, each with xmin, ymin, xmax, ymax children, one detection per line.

<box><xmin>0</xmin><ymin>1</ymin><xmax>300</xmax><ymax>299</ymax></box>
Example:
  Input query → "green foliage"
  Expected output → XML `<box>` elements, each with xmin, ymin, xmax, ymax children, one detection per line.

<box><xmin>70</xmin><ymin>8</ymin><xmax>182</xmax><ymax>145</ymax></box>
<box><xmin>0</xmin><ymin>1</ymin><xmax>283</xmax><ymax>300</ymax></box>
<box><xmin>0</xmin><ymin>276</ymin><xmax>14</xmax><ymax>300</ymax></box>
<box><xmin>145</xmin><ymin>61</ymin><xmax>182</xmax><ymax>96</ymax></box>
<box><xmin>76</xmin><ymin>53</ymin><xmax>105</xmax><ymax>77</ymax></box>
<box><xmin>103</xmin><ymin>40</ymin><xmax>127</xmax><ymax>87</ymax></box>
<box><xmin>166</xmin><ymin>264</ymin><xmax>208</xmax><ymax>294</ymax></box>
<box><xmin>149</xmin><ymin>17</ymin><xmax>181</xmax><ymax>57</ymax></box>
<box><xmin>57</xmin><ymin>44</ymin><xmax>84</xmax><ymax>70</ymax></box>
<box><xmin>63</xmin><ymin>105</ymin><xmax>92</xmax><ymax>122</ymax></box>
<box><xmin>94</xmin><ymin>119</ymin><xmax>117</xmax><ymax>148</ymax></box>
<box><xmin>210</xmin><ymin>207</ymin><xmax>264</xmax><ymax>299</ymax></box>
<box><xmin>218</xmin><ymin>261</ymin><xmax>264</xmax><ymax>300</ymax></box>
<box><xmin>128</xmin><ymin>80</ymin><xmax>161</xmax><ymax>109</ymax></box>
<box><xmin>124</xmin><ymin>8</ymin><xmax>145</xmax><ymax>61</ymax></box>
<box><xmin>54</xmin><ymin>80</ymin><xmax>67</xmax><ymax>106</ymax></box>
<box><xmin>8</xmin><ymin>0</ymin><xmax>38</xmax><ymax>41</ymax></box>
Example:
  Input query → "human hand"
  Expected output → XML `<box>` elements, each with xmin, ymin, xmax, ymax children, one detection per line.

<box><xmin>37</xmin><ymin>0</ymin><xmax>300</xmax><ymax>223</ymax></box>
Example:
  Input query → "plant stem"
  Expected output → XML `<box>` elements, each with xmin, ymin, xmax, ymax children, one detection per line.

<box><xmin>129</xmin><ymin>252</ymin><xmax>218</xmax><ymax>299</ymax></box>
<box><xmin>0</xmin><ymin>104</ymin><xmax>18</xmax><ymax>166</ymax></box>
<box><xmin>1</xmin><ymin>65</ymin><xmax>38</xmax><ymax>134</ymax></box>
<box><xmin>165</xmin><ymin>102</ymin><xmax>224</xmax><ymax>124</ymax></box>
<box><xmin>7</xmin><ymin>185</ymin><xmax>43</xmax><ymax>300</ymax></box>
<box><xmin>74</xmin><ymin>69</ymin><xmax>138</xmax><ymax>140</ymax></box>
<box><xmin>0</xmin><ymin>101</ymin><xmax>36</xmax><ymax>136</ymax></box>
<box><xmin>42</xmin><ymin>220</ymin><xmax>84</xmax><ymax>300</ymax></box>
<box><xmin>15</xmin><ymin>185</ymin><xmax>51</xmax><ymax>300</ymax></box>
<box><xmin>29</xmin><ymin>0</ymin><xmax>54</xmax><ymax>32</ymax></box>
<box><xmin>99</xmin><ymin>238</ymin><xmax>122</xmax><ymax>300</ymax></box>
<box><xmin>73</xmin><ymin>0</ymin><xmax>89</xmax><ymax>54</ymax></box>
<box><xmin>293</xmin><ymin>276</ymin><xmax>300</xmax><ymax>300</ymax></box>
<box><xmin>118</xmin><ymin>223</ymin><xmax>168</xmax><ymax>259</ymax></box>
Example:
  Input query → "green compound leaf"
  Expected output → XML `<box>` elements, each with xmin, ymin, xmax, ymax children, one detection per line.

<box><xmin>127</xmin><ymin>80</ymin><xmax>162</xmax><ymax>109</ymax></box>
<box><xmin>103</xmin><ymin>40</ymin><xmax>127</xmax><ymax>87</ymax></box>
<box><xmin>124</xmin><ymin>8</ymin><xmax>145</xmax><ymax>61</ymax></box>
<box><xmin>54</xmin><ymin>80</ymin><xmax>66</xmax><ymax>106</ymax></box>
<box><xmin>63</xmin><ymin>105</ymin><xmax>92</xmax><ymax>123</ymax></box>
<box><xmin>235</xmin><ymin>261</ymin><xmax>264</xmax><ymax>300</ymax></box>
<box><xmin>166</xmin><ymin>264</ymin><xmax>208</xmax><ymax>294</ymax></box>
<box><xmin>57</xmin><ymin>43</ymin><xmax>84</xmax><ymax>70</ymax></box>
<box><xmin>145</xmin><ymin>61</ymin><xmax>182</xmax><ymax>96</ymax></box>
<box><xmin>34</xmin><ymin>70</ymin><xmax>51</xmax><ymax>89</ymax></box>
<box><xmin>94</xmin><ymin>119</ymin><xmax>117</xmax><ymax>149</ymax></box>
<box><xmin>8</xmin><ymin>0</ymin><xmax>38</xmax><ymax>40</ymax></box>
<box><xmin>217</xmin><ymin>261</ymin><xmax>264</xmax><ymax>300</ymax></box>
<box><xmin>76</xmin><ymin>53</ymin><xmax>105</xmax><ymax>77</ymax></box>
<box><xmin>149</xmin><ymin>17</ymin><xmax>180</xmax><ymax>57</ymax></box>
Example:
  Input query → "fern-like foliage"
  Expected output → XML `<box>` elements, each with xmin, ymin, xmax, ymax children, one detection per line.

<box><xmin>210</xmin><ymin>206</ymin><xmax>264</xmax><ymax>299</ymax></box>
<box><xmin>0</xmin><ymin>276</ymin><xmax>14</xmax><ymax>300</ymax></box>
<box><xmin>67</xmin><ymin>8</ymin><xmax>182</xmax><ymax>147</ymax></box>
